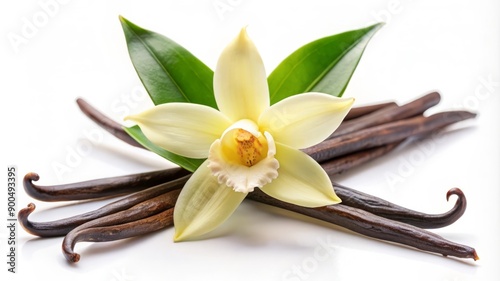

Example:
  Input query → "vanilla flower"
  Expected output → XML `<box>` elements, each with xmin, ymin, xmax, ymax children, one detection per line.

<box><xmin>126</xmin><ymin>28</ymin><xmax>354</xmax><ymax>241</ymax></box>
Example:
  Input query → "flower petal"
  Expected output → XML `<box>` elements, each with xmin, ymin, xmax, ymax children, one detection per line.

<box><xmin>125</xmin><ymin>103</ymin><xmax>231</xmax><ymax>158</ymax></box>
<box><xmin>259</xmin><ymin>93</ymin><xmax>354</xmax><ymax>149</ymax></box>
<box><xmin>174</xmin><ymin>160</ymin><xmax>247</xmax><ymax>241</ymax></box>
<box><xmin>260</xmin><ymin>143</ymin><xmax>341</xmax><ymax>207</ymax></box>
<box><xmin>214</xmin><ymin>28</ymin><xmax>270</xmax><ymax>122</ymax></box>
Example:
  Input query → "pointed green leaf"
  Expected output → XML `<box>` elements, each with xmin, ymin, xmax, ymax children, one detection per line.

<box><xmin>124</xmin><ymin>125</ymin><xmax>204</xmax><ymax>172</ymax></box>
<box><xmin>119</xmin><ymin>16</ymin><xmax>217</xmax><ymax>108</ymax></box>
<box><xmin>268</xmin><ymin>23</ymin><xmax>383</xmax><ymax>103</ymax></box>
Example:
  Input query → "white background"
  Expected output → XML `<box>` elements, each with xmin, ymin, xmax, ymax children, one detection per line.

<box><xmin>1</xmin><ymin>0</ymin><xmax>499</xmax><ymax>280</ymax></box>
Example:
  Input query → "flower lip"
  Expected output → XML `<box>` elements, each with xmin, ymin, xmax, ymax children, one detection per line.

<box><xmin>208</xmin><ymin>121</ymin><xmax>279</xmax><ymax>193</ymax></box>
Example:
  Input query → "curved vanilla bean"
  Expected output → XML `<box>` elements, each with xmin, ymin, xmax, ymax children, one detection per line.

<box><xmin>23</xmin><ymin>168</ymin><xmax>189</xmax><ymax>202</ymax></box>
<box><xmin>344</xmin><ymin>101</ymin><xmax>397</xmax><ymax>120</ymax></box>
<box><xmin>332</xmin><ymin>92</ymin><xmax>441</xmax><ymax>138</ymax></box>
<box><xmin>76</xmin><ymin>98</ymin><xmax>142</xmax><ymax>148</ymax></box>
<box><xmin>63</xmin><ymin>208</ymin><xmax>174</xmax><ymax>263</ymax></box>
<box><xmin>247</xmin><ymin>189</ymin><xmax>478</xmax><ymax>260</ymax></box>
<box><xmin>333</xmin><ymin>184</ymin><xmax>466</xmax><ymax>229</ymax></box>
<box><xmin>62</xmin><ymin>191</ymin><xmax>179</xmax><ymax>262</ymax></box>
<box><xmin>305</xmin><ymin>111</ymin><xmax>476</xmax><ymax>163</ymax></box>
<box><xmin>18</xmin><ymin>175</ymin><xmax>189</xmax><ymax>237</ymax></box>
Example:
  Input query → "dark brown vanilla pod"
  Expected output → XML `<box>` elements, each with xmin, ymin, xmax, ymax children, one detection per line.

<box><xmin>18</xmin><ymin>175</ymin><xmax>189</xmax><ymax>237</ymax></box>
<box><xmin>343</xmin><ymin>101</ymin><xmax>398</xmax><ymax>120</ymax></box>
<box><xmin>76</xmin><ymin>98</ymin><xmax>142</xmax><ymax>148</ymax></box>
<box><xmin>62</xmin><ymin>191</ymin><xmax>180</xmax><ymax>263</ymax></box>
<box><xmin>333</xmin><ymin>183</ymin><xmax>467</xmax><ymax>229</ymax></box>
<box><xmin>63</xmin><ymin>208</ymin><xmax>174</xmax><ymax>263</ymax></box>
<box><xmin>23</xmin><ymin>168</ymin><xmax>190</xmax><ymax>202</ymax></box>
<box><xmin>304</xmin><ymin>111</ymin><xmax>477</xmax><ymax>163</ymax></box>
<box><xmin>320</xmin><ymin>142</ymin><xmax>402</xmax><ymax>175</ymax></box>
<box><xmin>247</xmin><ymin>189</ymin><xmax>479</xmax><ymax>261</ymax></box>
<box><xmin>331</xmin><ymin>92</ymin><xmax>441</xmax><ymax>138</ymax></box>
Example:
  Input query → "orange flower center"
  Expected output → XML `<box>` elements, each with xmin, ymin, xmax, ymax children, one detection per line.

<box><xmin>235</xmin><ymin>129</ymin><xmax>263</xmax><ymax>167</ymax></box>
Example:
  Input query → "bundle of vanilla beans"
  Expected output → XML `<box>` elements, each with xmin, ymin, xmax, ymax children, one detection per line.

<box><xmin>19</xmin><ymin>91</ymin><xmax>479</xmax><ymax>263</ymax></box>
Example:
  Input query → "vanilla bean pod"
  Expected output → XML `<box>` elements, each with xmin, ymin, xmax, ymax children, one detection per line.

<box><xmin>304</xmin><ymin>111</ymin><xmax>476</xmax><ymax>163</ymax></box>
<box><xmin>320</xmin><ymin>135</ymin><xmax>467</xmax><ymax>229</ymax></box>
<box><xmin>62</xmin><ymin>191</ymin><xmax>179</xmax><ymax>262</ymax></box>
<box><xmin>332</xmin><ymin>92</ymin><xmax>441</xmax><ymax>138</ymax></box>
<box><xmin>76</xmin><ymin>98</ymin><xmax>142</xmax><ymax>148</ymax></box>
<box><xmin>23</xmin><ymin>168</ymin><xmax>189</xmax><ymax>202</ymax></box>
<box><xmin>320</xmin><ymin>142</ymin><xmax>403</xmax><ymax>175</ymax></box>
<box><xmin>18</xmin><ymin>175</ymin><xmax>188</xmax><ymax>237</ymax></box>
<box><xmin>343</xmin><ymin>101</ymin><xmax>397</xmax><ymax>120</ymax></box>
<box><xmin>333</xmin><ymin>184</ymin><xmax>466</xmax><ymax>229</ymax></box>
<box><xmin>63</xmin><ymin>209</ymin><xmax>174</xmax><ymax>263</ymax></box>
<box><xmin>247</xmin><ymin>189</ymin><xmax>478</xmax><ymax>260</ymax></box>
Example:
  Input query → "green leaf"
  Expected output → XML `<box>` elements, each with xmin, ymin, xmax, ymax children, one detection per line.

<box><xmin>124</xmin><ymin>125</ymin><xmax>204</xmax><ymax>172</ymax></box>
<box><xmin>268</xmin><ymin>23</ymin><xmax>383</xmax><ymax>103</ymax></box>
<box><xmin>119</xmin><ymin>16</ymin><xmax>217</xmax><ymax>108</ymax></box>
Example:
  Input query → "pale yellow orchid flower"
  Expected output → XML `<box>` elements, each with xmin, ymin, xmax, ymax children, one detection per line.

<box><xmin>126</xmin><ymin>28</ymin><xmax>354</xmax><ymax>241</ymax></box>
